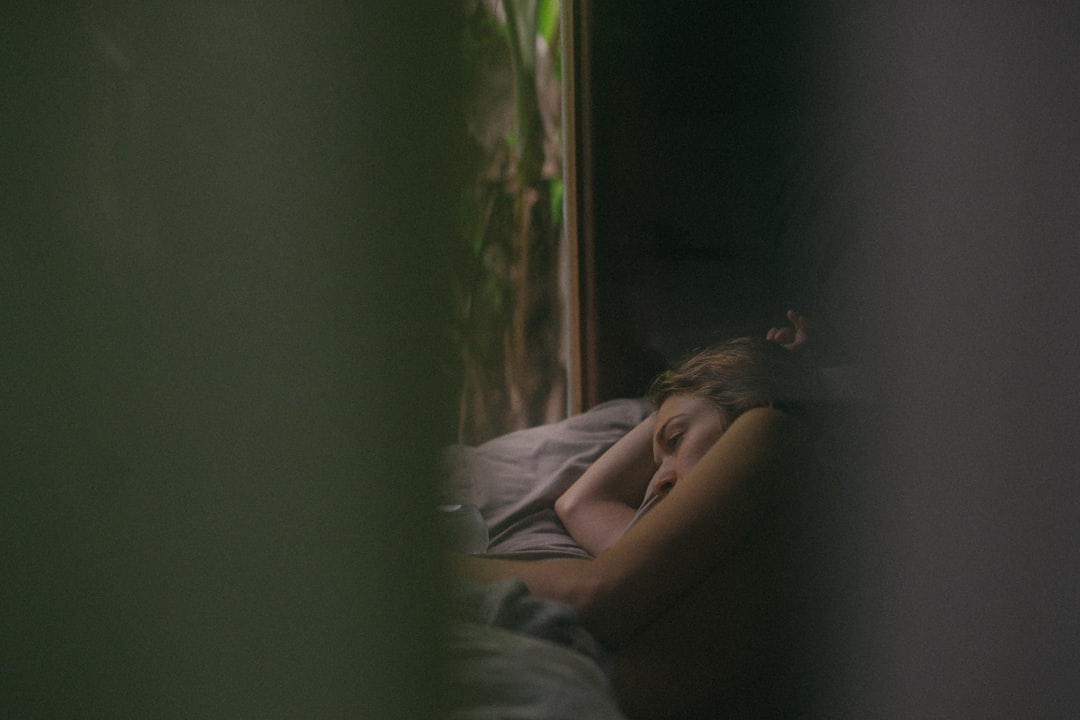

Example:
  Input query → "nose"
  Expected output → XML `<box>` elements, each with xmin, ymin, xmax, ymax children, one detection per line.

<box><xmin>650</xmin><ymin>463</ymin><xmax>677</xmax><ymax>498</ymax></box>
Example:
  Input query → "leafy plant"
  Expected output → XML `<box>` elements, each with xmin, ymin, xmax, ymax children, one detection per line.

<box><xmin>454</xmin><ymin>0</ymin><xmax>565</xmax><ymax>444</ymax></box>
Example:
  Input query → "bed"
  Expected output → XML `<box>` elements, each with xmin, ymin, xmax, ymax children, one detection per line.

<box><xmin>441</xmin><ymin>399</ymin><xmax>651</xmax><ymax>719</ymax></box>
<box><xmin>439</xmin><ymin>366</ymin><xmax>872</xmax><ymax>719</ymax></box>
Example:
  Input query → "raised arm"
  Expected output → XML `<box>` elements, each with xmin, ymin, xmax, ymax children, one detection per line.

<box><xmin>554</xmin><ymin>414</ymin><xmax>657</xmax><ymax>555</ymax></box>
<box><xmin>460</xmin><ymin>406</ymin><xmax>812</xmax><ymax>647</ymax></box>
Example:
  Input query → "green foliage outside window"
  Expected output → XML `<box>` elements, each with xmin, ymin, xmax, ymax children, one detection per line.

<box><xmin>454</xmin><ymin>0</ymin><xmax>566</xmax><ymax>444</ymax></box>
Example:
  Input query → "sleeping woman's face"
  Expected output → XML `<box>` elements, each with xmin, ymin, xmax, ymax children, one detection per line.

<box><xmin>647</xmin><ymin>394</ymin><xmax>725</xmax><ymax>500</ymax></box>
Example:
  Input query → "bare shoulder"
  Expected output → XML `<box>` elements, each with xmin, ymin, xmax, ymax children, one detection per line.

<box><xmin>725</xmin><ymin>405</ymin><xmax>814</xmax><ymax>449</ymax></box>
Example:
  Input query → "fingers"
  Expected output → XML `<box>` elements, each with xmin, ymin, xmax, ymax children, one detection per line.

<box><xmin>791</xmin><ymin>312</ymin><xmax>811</xmax><ymax>345</ymax></box>
<box><xmin>766</xmin><ymin>325</ymin><xmax>795</xmax><ymax>344</ymax></box>
<box><xmin>766</xmin><ymin>310</ymin><xmax>812</xmax><ymax>351</ymax></box>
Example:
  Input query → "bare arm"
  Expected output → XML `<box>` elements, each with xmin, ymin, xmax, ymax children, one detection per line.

<box><xmin>459</xmin><ymin>406</ymin><xmax>812</xmax><ymax>647</ymax></box>
<box><xmin>554</xmin><ymin>414</ymin><xmax>657</xmax><ymax>555</ymax></box>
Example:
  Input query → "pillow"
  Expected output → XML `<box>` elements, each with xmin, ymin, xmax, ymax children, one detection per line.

<box><xmin>443</xmin><ymin>399</ymin><xmax>653</xmax><ymax>558</ymax></box>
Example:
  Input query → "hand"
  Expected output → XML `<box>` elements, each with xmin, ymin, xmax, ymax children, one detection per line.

<box><xmin>766</xmin><ymin>310</ymin><xmax>812</xmax><ymax>352</ymax></box>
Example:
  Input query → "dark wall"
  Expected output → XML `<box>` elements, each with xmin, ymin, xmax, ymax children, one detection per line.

<box><xmin>589</xmin><ymin>3</ymin><xmax>1080</xmax><ymax>717</ymax></box>
<box><xmin>588</xmin><ymin>0</ymin><xmax>852</xmax><ymax>399</ymax></box>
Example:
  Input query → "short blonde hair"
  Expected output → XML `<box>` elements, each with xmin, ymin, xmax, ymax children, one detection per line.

<box><xmin>648</xmin><ymin>337</ymin><xmax>815</xmax><ymax>426</ymax></box>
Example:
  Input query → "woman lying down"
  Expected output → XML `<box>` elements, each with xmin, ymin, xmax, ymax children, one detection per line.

<box><xmin>451</xmin><ymin>314</ymin><xmax>827</xmax><ymax>719</ymax></box>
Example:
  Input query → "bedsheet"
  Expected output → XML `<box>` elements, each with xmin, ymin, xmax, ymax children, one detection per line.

<box><xmin>442</xmin><ymin>399</ymin><xmax>653</xmax><ymax>558</ymax></box>
<box><xmin>448</xmin><ymin>579</ymin><xmax>628</xmax><ymax>720</ymax></box>
<box><xmin>441</xmin><ymin>402</ymin><xmax>653</xmax><ymax>718</ymax></box>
